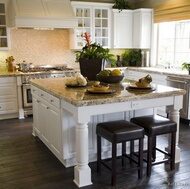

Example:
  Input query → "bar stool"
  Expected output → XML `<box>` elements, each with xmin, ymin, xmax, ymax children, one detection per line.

<box><xmin>96</xmin><ymin>120</ymin><xmax>144</xmax><ymax>186</ymax></box>
<box><xmin>130</xmin><ymin>115</ymin><xmax>177</xmax><ymax>176</ymax></box>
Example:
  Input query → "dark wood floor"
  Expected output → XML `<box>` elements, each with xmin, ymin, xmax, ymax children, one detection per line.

<box><xmin>1</xmin><ymin>117</ymin><xmax>190</xmax><ymax>189</ymax></box>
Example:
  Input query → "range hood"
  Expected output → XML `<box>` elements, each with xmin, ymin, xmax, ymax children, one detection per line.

<box><xmin>7</xmin><ymin>0</ymin><xmax>78</xmax><ymax>29</ymax></box>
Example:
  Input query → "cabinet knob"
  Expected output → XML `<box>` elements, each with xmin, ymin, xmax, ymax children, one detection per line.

<box><xmin>41</xmin><ymin>94</ymin><xmax>44</xmax><ymax>96</ymax></box>
<box><xmin>37</xmin><ymin>100</ymin><xmax>40</xmax><ymax>103</ymax></box>
<box><xmin>50</xmin><ymin>99</ymin><xmax>54</xmax><ymax>102</ymax></box>
<box><xmin>47</xmin><ymin>107</ymin><xmax>49</xmax><ymax>109</ymax></box>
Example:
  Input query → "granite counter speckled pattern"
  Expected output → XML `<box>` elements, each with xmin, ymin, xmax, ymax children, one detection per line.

<box><xmin>0</xmin><ymin>71</ymin><xmax>21</xmax><ymax>77</ymax></box>
<box><xmin>127</xmin><ymin>67</ymin><xmax>190</xmax><ymax>79</ymax></box>
<box><xmin>30</xmin><ymin>78</ymin><xmax>186</xmax><ymax>107</ymax></box>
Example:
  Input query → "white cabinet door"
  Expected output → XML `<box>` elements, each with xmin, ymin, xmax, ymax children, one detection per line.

<box><xmin>132</xmin><ymin>9</ymin><xmax>153</xmax><ymax>49</ymax></box>
<box><xmin>49</xmin><ymin>105</ymin><xmax>61</xmax><ymax>158</ymax></box>
<box><xmin>32</xmin><ymin>87</ymin><xmax>62</xmax><ymax>159</ymax></box>
<box><xmin>32</xmin><ymin>95</ymin><xmax>41</xmax><ymax>135</ymax></box>
<box><xmin>112</xmin><ymin>9</ymin><xmax>133</xmax><ymax>48</ymax></box>
<box><xmin>39</xmin><ymin>98</ymin><xmax>50</xmax><ymax>145</ymax></box>
<box><xmin>0</xmin><ymin>77</ymin><xmax>18</xmax><ymax>115</ymax></box>
<box><xmin>70</xmin><ymin>2</ymin><xmax>112</xmax><ymax>49</ymax></box>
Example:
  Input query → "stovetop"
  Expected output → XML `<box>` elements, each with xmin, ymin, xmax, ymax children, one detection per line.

<box><xmin>19</xmin><ymin>65</ymin><xmax>74</xmax><ymax>73</ymax></box>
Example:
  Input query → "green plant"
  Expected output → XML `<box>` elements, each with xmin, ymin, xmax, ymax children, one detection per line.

<box><xmin>75</xmin><ymin>32</ymin><xmax>114</xmax><ymax>62</ymax></box>
<box><xmin>182</xmin><ymin>62</ymin><xmax>190</xmax><ymax>71</ymax></box>
<box><xmin>112</xmin><ymin>0</ymin><xmax>132</xmax><ymax>12</ymax></box>
<box><xmin>121</xmin><ymin>49</ymin><xmax>142</xmax><ymax>66</ymax></box>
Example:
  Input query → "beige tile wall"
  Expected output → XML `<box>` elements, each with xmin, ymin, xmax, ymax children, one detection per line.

<box><xmin>0</xmin><ymin>28</ymin><xmax>124</xmax><ymax>70</ymax></box>
<box><xmin>0</xmin><ymin>28</ymin><xmax>79</xmax><ymax>69</ymax></box>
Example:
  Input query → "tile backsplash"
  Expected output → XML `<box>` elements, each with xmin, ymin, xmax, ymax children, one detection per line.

<box><xmin>0</xmin><ymin>28</ymin><xmax>79</xmax><ymax>69</ymax></box>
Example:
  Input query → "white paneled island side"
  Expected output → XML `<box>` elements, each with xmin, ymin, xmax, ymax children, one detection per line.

<box><xmin>30</xmin><ymin>78</ymin><xmax>185</xmax><ymax>188</ymax></box>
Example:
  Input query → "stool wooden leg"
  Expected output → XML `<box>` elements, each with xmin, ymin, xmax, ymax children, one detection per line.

<box><xmin>147</xmin><ymin>136</ymin><xmax>152</xmax><ymax>176</ymax></box>
<box><xmin>170</xmin><ymin>132</ymin><xmax>176</xmax><ymax>170</ymax></box>
<box><xmin>97</xmin><ymin>135</ymin><xmax>101</xmax><ymax>172</ymax></box>
<box><xmin>122</xmin><ymin>142</ymin><xmax>126</xmax><ymax>167</ymax></box>
<box><xmin>138</xmin><ymin>138</ymin><xmax>143</xmax><ymax>179</ymax></box>
<box><xmin>130</xmin><ymin>140</ymin><xmax>134</xmax><ymax>164</ymax></box>
<box><xmin>152</xmin><ymin>136</ymin><xmax>156</xmax><ymax>162</ymax></box>
<box><xmin>112</xmin><ymin>142</ymin><xmax>117</xmax><ymax>186</ymax></box>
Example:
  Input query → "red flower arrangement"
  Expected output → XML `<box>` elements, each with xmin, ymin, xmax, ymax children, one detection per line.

<box><xmin>75</xmin><ymin>32</ymin><xmax>114</xmax><ymax>62</ymax></box>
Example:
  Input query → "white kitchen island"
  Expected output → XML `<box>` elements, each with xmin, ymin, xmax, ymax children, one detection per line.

<box><xmin>30</xmin><ymin>78</ymin><xmax>185</xmax><ymax>188</ymax></box>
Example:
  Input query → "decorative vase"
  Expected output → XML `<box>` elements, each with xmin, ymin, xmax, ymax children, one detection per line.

<box><xmin>79</xmin><ymin>58</ymin><xmax>105</xmax><ymax>81</ymax></box>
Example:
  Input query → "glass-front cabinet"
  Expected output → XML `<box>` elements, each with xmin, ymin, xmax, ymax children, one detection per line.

<box><xmin>0</xmin><ymin>2</ymin><xmax>9</xmax><ymax>50</ymax></box>
<box><xmin>93</xmin><ymin>7</ymin><xmax>109</xmax><ymax>47</ymax></box>
<box><xmin>70</xmin><ymin>2</ymin><xmax>112</xmax><ymax>49</ymax></box>
<box><xmin>75</xmin><ymin>6</ymin><xmax>92</xmax><ymax>48</ymax></box>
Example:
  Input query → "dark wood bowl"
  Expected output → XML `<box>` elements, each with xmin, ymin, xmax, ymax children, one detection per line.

<box><xmin>96</xmin><ymin>74</ymin><xmax>124</xmax><ymax>83</ymax></box>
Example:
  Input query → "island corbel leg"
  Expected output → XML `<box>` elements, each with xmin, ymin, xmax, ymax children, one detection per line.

<box><xmin>73</xmin><ymin>121</ymin><xmax>92</xmax><ymax>187</ymax></box>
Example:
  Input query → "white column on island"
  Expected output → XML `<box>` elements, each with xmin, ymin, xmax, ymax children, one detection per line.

<box><xmin>168</xmin><ymin>95</ymin><xmax>183</xmax><ymax>163</ymax></box>
<box><xmin>73</xmin><ymin>121</ymin><xmax>92</xmax><ymax>187</ymax></box>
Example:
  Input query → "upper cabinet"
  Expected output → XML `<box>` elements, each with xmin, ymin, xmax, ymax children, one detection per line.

<box><xmin>70</xmin><ymin>2</ymin><xmax>112</xmax><ymax>49</ymax></box>
<box><xmin>112</xmin><ymin>8</ymin><xmax>153</xmax><ymax>49</ymax></box>
<box><xmin>132</xmin><ymin>9</ymin><xmax>153</xmax><ymax>49</ymax></box>
<box><xmin>112</xmin><ymin>9</ymin><xmax>133</xmax><ymax>48</ymax></box>
<box><xmin>0</xmin><ymin>2</ymin><xmax>10</xmax><ymax>50</ymax></box>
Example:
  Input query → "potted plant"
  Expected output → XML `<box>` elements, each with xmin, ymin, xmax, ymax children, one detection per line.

<box><xmin>182</xmin><ymin>62</ymin><xmax>190</xmax><ymax>74</ymax></box>
<box><xmin>121</xmin><ymin>49</ymin><xmax>142</xmax><ymax>66</ymax></box>
<box><xmin>75</xmin><ymin>32</ymin><xmax>114</xmax><ymax>80</ymax></box>
<box><xmin>112</xmin><ymin>0</ymin><xmax>132</xmax><ymax>12</ymax></box>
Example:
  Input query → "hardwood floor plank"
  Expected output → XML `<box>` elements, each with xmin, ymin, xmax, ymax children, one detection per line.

<box><xmin>1</xmin><ymin>117</ymin><xmax>190</xmax><ymax>189</ymax></box>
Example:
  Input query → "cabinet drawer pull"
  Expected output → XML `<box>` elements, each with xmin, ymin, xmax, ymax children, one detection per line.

<box><xmin>50</xmin><ymin>99</ymin><xmax>54</xmax><ymax>102</ymax></box>
<box><xmin>37</xmin><ymin>100</ymin><xmax>40</xmax><ymax>103</ymax></box>
<box><xmin>33</xmin><ymin>89</ymin><xmax>35</xmax><ymax>92</ymax></box>
<box><xmin>41</xmin><ymin>94</ymin><xmax>44</xmax><ymax>96</ymax></box>
<box><xmin>47</xmin><ymin>107</ymin><xmax>49</xmax><ymax>109</ymax></box>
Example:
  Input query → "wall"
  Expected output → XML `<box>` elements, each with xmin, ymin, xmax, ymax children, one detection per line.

<box><xmin>0</xmin><ymin>28</ymin><xmax>79</xmax><ymax>69</ymax></box>
<box><xmin>0</xmin><ymin>28</ymin><xmax>125</xmax><ymax>70</ymax></box>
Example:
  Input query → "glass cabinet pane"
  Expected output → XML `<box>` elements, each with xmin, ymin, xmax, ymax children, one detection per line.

<box><xmin>0</xmin><ymin>38</ymin><xmax>7</xmax><ymax>47</ymax></box>
<box><xmin>0</xmin><ymin>3</ymin><xmax>5</xmax><ymax>14</ymax></box>
<box><xmin>0</xmin><ymin>15</ymin><xmax>6</xmax><ymax>25</ymax></box>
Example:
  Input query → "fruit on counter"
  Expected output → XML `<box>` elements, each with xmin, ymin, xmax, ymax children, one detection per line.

<box><xmin>138</xmin><ymin>74</ymin><xmax>152</xmax><ymax>84</ymax></box>
<box><xmin>110</xmin><ymin>69</ymin><xmax>122</xmax><ymax>76</ymax></box>
<box><xmin>99</xmin><ymin>70</ymin><xmax>111</xmax><ymax>76</ymax></box>
<box><xmin>98</xmin><ymin>69</ymin><xmax>122</xmax><ymax>76</ymax></box>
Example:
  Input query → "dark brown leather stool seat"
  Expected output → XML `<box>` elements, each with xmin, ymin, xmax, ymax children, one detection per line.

<box><xmin>96</xmin><ymin>120</ymin><xmax>144</xmax><ymax>186</ymax></box>
<box><xmin>130</xmin><ymin>115</ymin><xmax>177</xmax><ymax>176</ymax></box>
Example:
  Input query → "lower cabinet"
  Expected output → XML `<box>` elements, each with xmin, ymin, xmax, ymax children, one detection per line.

<box><xmin>32</xmin><ymin>86</ymin><xmax>62</xmax><ymax>160</ymax></box>
<box><xmin>0</xmin><ymin>76</ymin><xmax>18</xmax><ymax>119</ymax></box>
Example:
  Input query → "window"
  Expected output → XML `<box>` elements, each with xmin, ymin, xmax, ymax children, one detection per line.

<box><xmin>156</xmin><ymin>20</ymin><xmax>190</xmax><ymax>68</ymax></box>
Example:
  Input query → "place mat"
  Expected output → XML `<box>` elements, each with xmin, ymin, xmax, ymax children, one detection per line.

<box><xmin>126</xmin><ymin>86</ymin><xmax>156</xmax><ymax>92</ymax></box>
<box><xmin>86</xmin><ymin>89</ymin><xmax>115</xmax><ymax>94</ymax></box>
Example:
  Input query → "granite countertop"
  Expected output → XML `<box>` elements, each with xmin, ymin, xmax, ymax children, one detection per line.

<box><xmin>0</xmin><ymin>70</ymin><xmax>21</xmax><ymax>77</ymax></box>
<box><xmin>30</xmin><ymin>78</ymin><xmax>186</xmax><ymax>107</ymax></box>
<box><xmin>127</xmin><ymin>67</ymin><xmax>190</xmax><ymax>79</ymax></box>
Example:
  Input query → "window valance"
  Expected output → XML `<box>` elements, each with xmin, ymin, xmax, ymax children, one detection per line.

<box><xmin>154</xmin><ymin>0</ymin><xmax>190</xmax><ymax>23</ymax></box>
